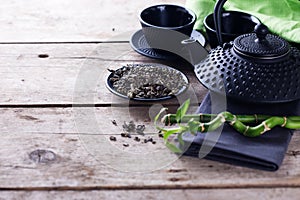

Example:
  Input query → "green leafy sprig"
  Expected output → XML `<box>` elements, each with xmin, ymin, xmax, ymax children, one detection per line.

<box><xmin>155</xmin><ymin>99</ymin><xmax>300</xmax><ymax>152</ymax></box>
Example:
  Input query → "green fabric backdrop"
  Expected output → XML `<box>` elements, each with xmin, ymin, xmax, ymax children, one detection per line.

<box><xmin>186</xmin><ymin>0</ymin><xmax>300</xmax><ymax>43</ymax></box>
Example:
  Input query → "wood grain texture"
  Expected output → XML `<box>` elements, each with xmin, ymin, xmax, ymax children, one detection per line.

<box><xmin>0</xmin><ymin>0</ymin><xmax>185</xmax><ymax>43</ymax></box>
<box><xmin>0</xmin><ymin>43</ymin><xmax>207</xmax><ymax>105</ymax></box>
<box><xmin>0</xmin><ymin>107</ymin><xmax>299</xmax><ymax>189</ymax></box>
<box><xmin>1</xmin><ymin>188</ymin><xmax>300</xmax><ymax>200</ymax></box>
<box><xmin>2</xmin><ymin>0</ymin><xmax>299</xmax><ymax>198</ymax></box>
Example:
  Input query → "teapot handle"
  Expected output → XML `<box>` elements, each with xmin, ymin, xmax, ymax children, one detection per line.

<box><xmin>213</xmin><ymin>0</ymin><xmax>228</xmax><ymax>45</ymax></box>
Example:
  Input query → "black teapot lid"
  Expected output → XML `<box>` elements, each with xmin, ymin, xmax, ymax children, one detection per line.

<box><xmin>233</xmin><ymin>24</ymin><xmax>290</xmax><ymax>59</ymax></box>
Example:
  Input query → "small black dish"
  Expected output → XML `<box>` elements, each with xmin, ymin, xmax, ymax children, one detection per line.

<box><xmin>204</xmin><ymin>11</ymin><xmax>261</xmax><ymax>48</ymax></box>
<box><xmin>139</xmin><ymin>4</ymin><xmax>197</xmax><ymax>48</ymax></box>
<box><xmin>106</xmin><ymin>64</ymin><xmax>189</xmax><ymax>101</ymax></box>
<box><xmin>130</xmin><ymin>29</ymin><xmax>206</xmax><ymax>60</ymax></box>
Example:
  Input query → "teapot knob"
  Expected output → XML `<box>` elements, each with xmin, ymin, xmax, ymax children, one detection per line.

<box><xmin>254</xmin><ymin>24</ymin><xmax>269</xmax><ymax>42</ymax></box>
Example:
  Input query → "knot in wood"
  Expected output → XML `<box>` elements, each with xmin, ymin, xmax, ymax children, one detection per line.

<box><xmin>29</xmin><ymin>149</ymin><xmax>57</xmax><ymax>163</ymax></box>
<box><xmin>38</xmin><ymin>54</ymin><xmax>49</xmax><ymax>58</ymax></box>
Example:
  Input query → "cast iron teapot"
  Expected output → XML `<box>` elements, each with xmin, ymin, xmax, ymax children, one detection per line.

<box><xmin>194</xmin><ymin>0</ymin><xmax>300</xmax><ymax>103</ymax></box>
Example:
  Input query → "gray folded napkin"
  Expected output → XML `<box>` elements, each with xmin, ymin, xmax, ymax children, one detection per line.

<box><xmin>182</xmin><ymin>92</ymin><xmax>300</xmax><ymax>171</ymax></box>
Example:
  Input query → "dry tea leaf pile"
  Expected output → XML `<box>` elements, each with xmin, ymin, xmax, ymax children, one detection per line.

<box><xmin>108</xmin><ymin>64</ymin><xmax>188</xmax><ymax>99</ymax></box>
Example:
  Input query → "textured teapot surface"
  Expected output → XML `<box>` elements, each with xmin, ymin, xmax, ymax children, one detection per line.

<box><xmin>194</xmin><ymin>42</ymin><xmax>300</xmax><ymax>103</ymax></box>
<box><xmin>197</xmin><ymin>0</ymin><xmax>300</xmax><ymax>103</ymax></box>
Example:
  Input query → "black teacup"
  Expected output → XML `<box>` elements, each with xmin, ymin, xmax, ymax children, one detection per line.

<box><xmin>204</xmin><ymin>11</ymin><xmax>261</xmax><ymax>48</ymax></box>
<box><xmin>139</xmin><ymin>4</ymin><xmax>196</xmax><ymax>54</ymax></box>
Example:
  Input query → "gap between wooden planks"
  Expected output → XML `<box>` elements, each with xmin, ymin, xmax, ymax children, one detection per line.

<box><xmin>1</xmin><ymin>188</ymin><xmax>300</xmax><ymax>200</ymax></box>
<box><xmin>0</xmin><ymin>107</ymin><xmax>300</xmax><ymax>189</ymax></box>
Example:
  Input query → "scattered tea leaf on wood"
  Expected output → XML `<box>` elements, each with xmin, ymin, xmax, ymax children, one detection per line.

<box><xmin>111</xmin><ymin>120</ymin><xmax>117</xmax><ymax>126</ymax></box>
<box><xmin>134</xmin><ymin>136</ymin><xmax>141</xmax><ymax>142</ymax></box>
<box><xmin>121</xmin><ymin>132</ymin><xmax>131</xmax><ymax>138</ymax></box>
<box><xmin>123</xmin><ymin>143</ymin><xmax>129</xmax><ymax>147</ymax></box>
<box><xmin>109</xmin><ymin>136</ymin><xmax>117</xmax><ymax>141</ymax></box>
<box><xmin>122</xmin><ymin>121</ymin><xmax>136</xmax><ymax>132</ymax></box>
<box><xmin>136</xmin><ymin>124</ymin><xmax>145</xmax><ymax>135</ymax></box>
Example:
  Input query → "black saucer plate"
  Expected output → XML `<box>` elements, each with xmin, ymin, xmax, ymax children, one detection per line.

<box><xmin>106</xmin><ymin>64</ymin><xmax>189</xmax><ymax>101</ymax></box>
<box><xmin>130</xmin><ymin>29</ymin><xmax>206</xmax><ymax>60</ymax></box>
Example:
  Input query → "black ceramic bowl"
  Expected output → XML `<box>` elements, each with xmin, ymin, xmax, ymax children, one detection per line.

<box><xmin>139</xmin><ymin>4</ymin><xmax>196</xmax><ymax>51</ymax></box>
<box><xmin>204</xmin><ymin>11</ymin><xmax>261</xmax><ymax>48</ymax></box>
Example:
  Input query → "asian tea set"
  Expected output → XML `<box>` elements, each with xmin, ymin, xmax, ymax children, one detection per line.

<box><xmin>104</xmin><ymin>0</ymin><xmax>300</xmax><ymax>172</ymax></box>
<box><xmin>107</xmin><ymin>0</ymin><xmax>300</xmax><ymax>105</ymax></box>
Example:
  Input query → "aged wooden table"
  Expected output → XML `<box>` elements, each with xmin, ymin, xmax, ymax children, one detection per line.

<box><xmin>1</xmin><ymin>0</ymin><xmax>300</xmax><ymax>199</ymax></box>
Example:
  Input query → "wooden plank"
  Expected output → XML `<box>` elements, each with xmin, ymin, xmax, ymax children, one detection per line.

<box><xmin>1</xmin><ymin>188</ymin><xmax>300</xmax><ymax>200</ymax></box>
<box><xmin>0</xmin><ymin>107</ymin><xmax>300</xmax><ymax>188</ymax></box>
<box><xmin>0</xmin><ymin>0</ymin><xmax>185</xmax><ymax>43</ymax></box>
<box><xmin>0</xmin><ymin>43</ymin><xmax>207</xmax><ymax>105</ymax></box>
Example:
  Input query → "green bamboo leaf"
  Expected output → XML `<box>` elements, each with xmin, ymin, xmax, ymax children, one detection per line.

<box><xmin>177</xmin><ymin>132</ymin><xmax>185</xmax><ymax>146</ymax></box>
<box><xmin>176</xmin><ymin>99</ymin><xmax>190</xmax><ymax>123</ymax></box>
<box><xmin>165</xmin><ymin>141</ymin><xmax>182</xmax><ymax>153</ymax></box>
<box><xmin>163</xmin><ymin>128</ymin><xmax>182</xmax><ymax>141</ymax></box>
